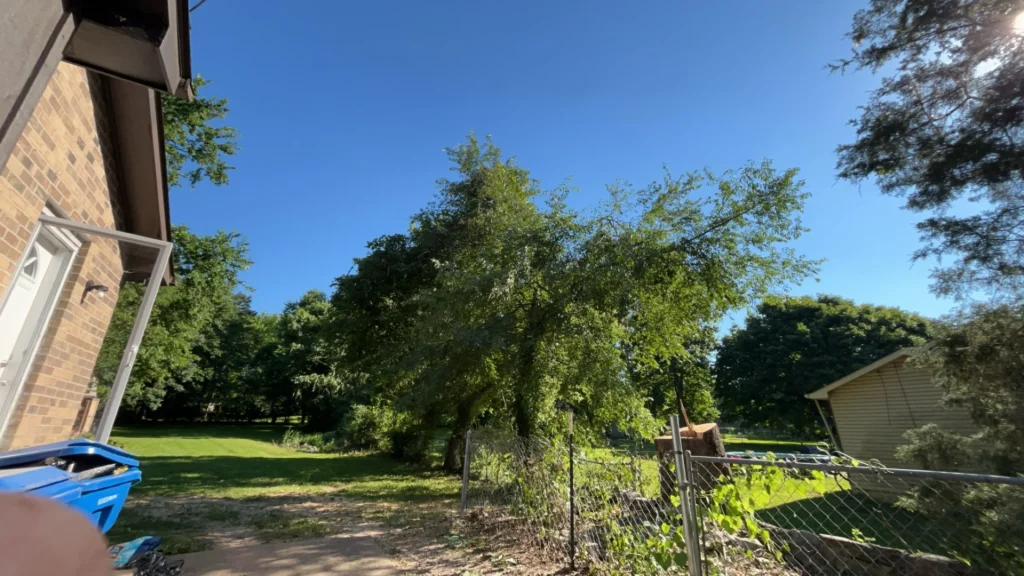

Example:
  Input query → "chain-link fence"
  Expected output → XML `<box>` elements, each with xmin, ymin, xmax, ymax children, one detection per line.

<box><xmin>460</xmin><ymin>425</ymin><xmax>699</xmax><ymax>574</ymax></box>
<box><xmin>691</xmin><ymin>455</ymin><xmax>1024</xmax><ymax>576</ymax></box>
<box><xmin>458</xmin><ymin>422</ymin><xmax>1024</xmax><ymax>575</ymax></box>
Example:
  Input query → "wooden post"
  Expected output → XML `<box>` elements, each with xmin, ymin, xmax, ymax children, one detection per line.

<box><xmin>459</xmin><ymin>429</ymin><xmax>472</xmax><ymax>513</ymax></box>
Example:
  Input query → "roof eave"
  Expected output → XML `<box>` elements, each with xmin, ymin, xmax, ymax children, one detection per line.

<box><xmin>804</xmin><ymin>350</ymin><xmax>913</xmax><ymax>401</ymax></box>
<box><xmin>106</xmin><ymin>77</ymin><xmax>175</xmax><ymax>285</ymax></box>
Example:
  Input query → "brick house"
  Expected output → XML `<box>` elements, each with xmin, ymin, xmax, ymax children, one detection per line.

<box><xmin>0</xmin><ymin>1</ymin><xmax>192</xmax><ymax>450</ymax></box>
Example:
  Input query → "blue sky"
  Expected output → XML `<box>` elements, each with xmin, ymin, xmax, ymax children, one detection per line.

<box><xmin>172</xmin><ymin>1</ymin><xmax>955</xmax><ymax>326</ymax></box>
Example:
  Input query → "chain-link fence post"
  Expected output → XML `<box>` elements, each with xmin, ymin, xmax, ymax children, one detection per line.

<box><xmin>671</xmin><ymin>415</ymin><xmax>702</xmax><ymax>576</ymax></box>
<box><xmin>459</xmin><ymin>429</ymin><xmax>472</xmax><ymax>513</ymax></box>
<box><xmin>568</xmin><ymin>407</ymin><xmax>576</xmax><ymax>571</ymax></box>
<box><xmin>683</xmin><ymin>449</ymin><xmax>703</xmax><ymax>574</ymax></box>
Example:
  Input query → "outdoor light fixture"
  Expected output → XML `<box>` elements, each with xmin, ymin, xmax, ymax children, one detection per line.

<box><xmin>82</xmin><ymin>280</ymin><xmax>109</xmax><ymax>302</ymax></box>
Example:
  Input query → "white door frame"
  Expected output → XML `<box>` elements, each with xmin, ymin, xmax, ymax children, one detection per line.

<box><xmin>0</xmin><ymin>217</ymin><xmax>81</xmax><ymax>439</ymax></box>
<box><xmin>0</xmin><ymin>213</ymin><xmax>172</xmax><ymax>445</ymax></box>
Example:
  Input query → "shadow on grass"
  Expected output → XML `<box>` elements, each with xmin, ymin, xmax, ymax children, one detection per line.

<box><xmin>134</xmin><ymin>454</ymin><xmax>460</xmax><ymax>502</ymax></box>
<box><xmin>757</xmin><ymin>491</ymin><xmax>966</xmax><ymax>560</ymax></box>
<box><xmin>113</xmin><ymin>425</ymin><xmax>288</xmax><ymax>442</ymax></box>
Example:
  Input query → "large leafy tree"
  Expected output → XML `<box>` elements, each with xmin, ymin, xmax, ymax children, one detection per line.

<box><xmin>834</xmin><ymin>0</ymin><xmax>1024</xmax><ymax>299</ymax></box>
<box><xmin>94</xmin><ymin>226</ymin><xmax>251</xmax><ymax>416</ymax></box>
<box><xmin>153</xmin><ymin>295</ymin><xmax>281</xmax><ymax>422</ymax></box>
<box><xmin>162</xmin><ymin>76</ymin><xmax>239</xmax><ymax>188</ymax></box>
<box><xmin>637</xmin><ymin>326</ymin><xmax>720</xmax><ymax>427</ymax></box>
<box><xmin>715</xmin><ymin>295</ymin><xmax>931</xmax><ymax>436</ymax></box>
<box><xmin>334</xmin><ymin>135</ymin><xmax>817</xmax><ymax>470</ymax></box>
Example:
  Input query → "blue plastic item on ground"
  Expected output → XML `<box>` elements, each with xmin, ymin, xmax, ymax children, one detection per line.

<box><xmin>0</xmin><ymin>439</ymin><xmax>141</xmax><ymax>533</ymax></box>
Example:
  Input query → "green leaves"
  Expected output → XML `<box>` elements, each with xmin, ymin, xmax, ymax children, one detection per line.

<box><xmin>331</xmin><ymin>136</ymin><xmax>816</xmax><ymax>455</ymax></box>
<box><xmin>835</xmin><ymin>0</ymin><xmax>1024</xmax><ymax>299</ymax></box>
<box><xmin>895</xmin><ymin>303</ymin><xmax>1024</xmax><ymax>572</ymax></box>
<box><xmin>95</xmin><ymin>227</ymin><xmax>252</xmax><ymax>415</ymax></box>
<box><xmin>162</xmin><ymin>76</ymin><xmax>239</xmax><ymax>188</ymax></box>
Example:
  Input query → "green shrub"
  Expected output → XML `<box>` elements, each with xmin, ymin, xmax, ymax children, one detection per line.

<box><xmin>339</xmin><ymin>404</ymin><xmax>396</xmax><ymax>452</ymax></box>
<box><xmin>338</xmin><ymin>404</ymin><xmax>431</xmax><ymax>462</ymax></box>
<box><xmin>387</xmin><ymin>426</ymin><xmax>431</xmax><ymax>463</ymax></box>
<box><xmin>279</xmin><ymin>428</ymin><xmax>338</xmax><ymax>453</ymax></box>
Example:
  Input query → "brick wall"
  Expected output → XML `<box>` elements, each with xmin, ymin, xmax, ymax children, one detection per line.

<box><xmin>0</xmin><ymin>62</ymin><xmax>126</xmax><ymax>450</ymax></box>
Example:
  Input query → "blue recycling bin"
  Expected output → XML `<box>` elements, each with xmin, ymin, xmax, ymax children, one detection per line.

<box><xmin>0</xmin><ymin>439</ymin><xmax>141</xmax><ymax>533</ymax></box>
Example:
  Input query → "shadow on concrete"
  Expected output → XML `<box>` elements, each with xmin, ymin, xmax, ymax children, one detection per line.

<box><xmin>178</xmin><ymin>535</ymin><xmax>398</xmax><ymax>576</ymax></box>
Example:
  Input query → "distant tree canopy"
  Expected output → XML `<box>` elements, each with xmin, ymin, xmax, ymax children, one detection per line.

<box><xmin>835</xmin><ymin>0</ymin><xmax>1024</xmax><ymax>299</ymax></box>
<box><xmin>277</xmin><ymin>290</ymin><xmax>343</xmax><ymax>431</ymax></box>
<box><xmin>95</xmin><ymin>226</ymin><xmax>251</xmax><ymax>415</ymax></box>
<box><xmin>715</xmin><ymin>295</ymin><xmax>932</xmax><ymax>437</ymax></box>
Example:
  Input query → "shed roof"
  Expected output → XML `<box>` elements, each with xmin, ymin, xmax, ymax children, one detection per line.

<box><xmin>804</xmin><ymin>350</ymin><xmax>912</xmax><ymax>400</ymax></box>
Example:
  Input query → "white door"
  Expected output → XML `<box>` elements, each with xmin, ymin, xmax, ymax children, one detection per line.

<box><xmin>0</xmin><ymin>228</ymin><xmax>76</xmax><ymax>419</ymax></box>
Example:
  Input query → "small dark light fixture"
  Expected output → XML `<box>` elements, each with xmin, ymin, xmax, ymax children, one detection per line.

<box><xmin>82</xmin><ymin>280</ymin><xmax>109</xmax><ymax>303</ymax></box>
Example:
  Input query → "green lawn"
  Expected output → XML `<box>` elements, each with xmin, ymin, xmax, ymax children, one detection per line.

<box><xmin>107</xmin><ymin>425</ymin><xmax>460</xmax><ymax>553</ymax></box>
<box><xmin>721</xmin><ymin>435</ymin><xmax>825</xmax><ymax>455</ymax></box>
<box><xmin>112</xmin><ymin>425</ymin><xmax>458</xmax><ymax>500</ymax></box>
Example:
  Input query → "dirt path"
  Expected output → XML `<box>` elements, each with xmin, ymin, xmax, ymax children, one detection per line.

<box><xmin>121</xmin><ymin>493</ymin><xmax>566</xmax><ymax>575</ymax></box>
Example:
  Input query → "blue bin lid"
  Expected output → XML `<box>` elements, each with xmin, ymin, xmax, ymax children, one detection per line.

<box><xmin>0</xmin><ymin>465</ymin><xmax>73</xmax><ymax>492</ymax></box>
<box><xmin>0</xmin><ymin>440</ymin><xmax>139</xmax><ymax>469</ymax></box>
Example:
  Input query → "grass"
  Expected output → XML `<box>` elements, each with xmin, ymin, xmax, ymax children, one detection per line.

<box><xmin>250</xmin><ymin>511</ymin><xmax>332</xmax><ymax>540</ymax></box>
<box><xmin>106</xmin><ymin>425</ymin><xmax>461</xmax><ymax>552</ymax></box>
<box><xmin>111</xmin><ymin>425</ymin><xmax>459</xmax><ymax>500</ymax></box>
<box><xmin>757</xmin><ymin>490</ymin><xmax>968</xmax><ymax>558</ymax></box>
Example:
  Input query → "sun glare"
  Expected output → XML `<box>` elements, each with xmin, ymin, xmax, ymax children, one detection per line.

<box><xmin>1014</xmin><ymin>11</ymin><xmax>1024</xmax><ymax>33</ymax></box>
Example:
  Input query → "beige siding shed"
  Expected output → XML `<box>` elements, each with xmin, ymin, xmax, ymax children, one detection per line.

<box><xmin>807</xmin><ymin>352</ymin><xmax>977</xmax><ymax>467</ymax></box>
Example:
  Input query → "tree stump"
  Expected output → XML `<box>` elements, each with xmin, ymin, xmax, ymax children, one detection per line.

<box><xmin>655</xmin><ymin>423</ymin><xmax>729</xmax><ymax>501</ymax></box>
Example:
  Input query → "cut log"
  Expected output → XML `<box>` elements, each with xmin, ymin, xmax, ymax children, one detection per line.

<box><xmin>655</xmin><ymin>422</ymin><xmax>730</xmax><ymax>500</ymax></box>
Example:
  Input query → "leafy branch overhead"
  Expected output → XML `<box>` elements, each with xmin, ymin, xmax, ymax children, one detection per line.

<box><xmin>162</xmin><ymin>75</ymin><xmax>239</xmax><ymax>188</ymax></box>
<box><xmin>834</xmin><ymin>0</ymin><xmax>1024</xmax><ymax>299</ymax></box>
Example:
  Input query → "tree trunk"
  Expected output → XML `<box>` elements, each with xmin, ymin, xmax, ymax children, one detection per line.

<box><xmin>442</xmin><ymin>396</ymin><xmax>478</xmax><ymax>473</ymax></box>
<box><xmin>513</xmin><ymin>392</ymin><xmax>535</xmax><ymax>439</ymax></box>
<box><xmin>681</xmin><ymin>423</ymin><xmax>729</xmax><ymax>491</ymax></box>
<box><xmin>443</xmin><ymin>431</ymin><xmax>465</xmax><ymax>473</ymax></box>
